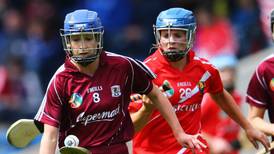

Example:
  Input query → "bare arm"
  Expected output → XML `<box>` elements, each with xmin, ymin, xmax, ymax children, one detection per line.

<box><xmin>146</xmin><ymin>85</ymin><xmax>183</xmax><ymax>137</ymax></box>
<box><xmin>210</xmin><ymin>90</ymin><xmax>250</xmax><ymax>129</ymax></box>
<box><xmin>39</xmin><ymin>124</ymin><xmax>58</xmax><ymax>154</ymax></box>
<box><xmin>130</xmin><ymin>94</ymin><xmax>154</xmax><ymax>132</ymax></box>
<box><xmin>248</xmin><ymin>105</ymin><xmax>274</xmax><ymax>136</ymax></box>
<box><xmin>210</xmin><ymin>89</ymin><xmax>270</xmax><ymax>150</ymax></box>
<box><xmin>130</xmin><ymin>81</ymin><xmax>173</xmax><ymax>132</ymax></box>
<box><xmin>130</xmin><ymin>85</ymin><xmax>177</xmax><ymax>133</ymax></box>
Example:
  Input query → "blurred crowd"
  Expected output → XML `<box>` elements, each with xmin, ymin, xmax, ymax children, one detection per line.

<box><xmin>0</xmin><ymin>0</ymin><xmax>273</xmax><ymax>133</ymax></box>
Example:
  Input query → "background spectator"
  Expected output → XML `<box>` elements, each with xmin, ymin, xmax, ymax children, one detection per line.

<box><xmin>0</xmin><ymin>56</ymin><xmax>42</xmax><ymax>124</ymax></box>
<box><xmin>201</xmin><ymin>55</ymin><xmax>242</xmax><ymax>154</ymax></box>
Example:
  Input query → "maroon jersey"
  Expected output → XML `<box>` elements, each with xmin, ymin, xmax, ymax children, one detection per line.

<box><xmin>35</xmin><ymin>51</ymin><xmax>155</xmax><ymax>153</ymax></box>
<box><xmin>246</xmin><ymin>54</ymin><xmax>274</xmax><ymax>125</ymax></box>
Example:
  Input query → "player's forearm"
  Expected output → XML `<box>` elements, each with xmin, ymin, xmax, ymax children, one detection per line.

<box><xmin>249</xmin><ymin>117</ymin><xmax>274</xmax><ymax>136</ymax></box>
<box><xmin>130</xmin><ymin>106</ymin><xmax>153</xmax><ymax>132</ymax></box>
<box><xmin>148</xmin><ymin>86</ymin><xmax>185</xmax><ymax>137</ymax></box>
<box><xmin>40</xmin><ymin>135</ymin><xmax>57</xmax><ymax>154</ymax></box>
<box><xmin>39</xmin><ymin>124</ymin><xmax>58</xmax><ymax>154</ymax></box>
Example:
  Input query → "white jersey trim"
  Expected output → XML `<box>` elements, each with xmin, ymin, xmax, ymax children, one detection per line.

<box><xmin>133</xmin><ymin>58</ymin><xmax>156</xmax><ymax>79</ymax></box>
<box><xmin>178</xmin><ymin>71</ymin><xmax>211</xmax><ymax>104</ymax></box>
<box><xmin>106</xmin><ymin>52</ymin><xmax>156</xmax><ymax>79</ymax></box>
<box><xmin>254</xmin><ymin>54</ymin><xmax>274</xmax><ymax>90</ymax></box>
<box><xmin>106</xmin><ymin>52</ymin><xmax>155</xmax><ymax>94</ymax></box>
<box><xmin>246</xmin><ymin>94</ymin><xmax>267</xmax><ymax>106</ymax></box>
<box><xmin>35</xmin><ymin>64</ymin><xmax>65</xmax><ymax>122</ymax></box>
<box><xmin>177</xmin><ymin>147</ymin><xmax>187</xmax><ymax>154</ymax></box>
<box><xmin>255</xmin><ymin>68</ymin><xmax>267</xmax><ymax>90</ymax></box>
<box><xmin>54</xmin><ymin>78</ymin><xmax>63</xmax><ymax>105</ymax></box>
<box><xmin>145</xmin><ymin>71</ymin><xmax>211</xmax><ymax>125</ymax></box>
<box><xmin>42</xmin><ymin>111</ymin><xmax>60</xmax><ymax>124</ymax></box>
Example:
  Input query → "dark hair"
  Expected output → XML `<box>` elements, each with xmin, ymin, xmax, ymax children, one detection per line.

<box><xmin>271</xmin><ymin>9</ymin><xmax>274</xmax><ymax>32</ymax></box>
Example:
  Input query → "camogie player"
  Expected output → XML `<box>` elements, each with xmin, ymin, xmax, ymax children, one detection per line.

<box><xmin>129</xmin><ymin>7</ymin><xmax>270</xmax><ymax>154</ymax></box>
<box><xmin>7</xmin><ymin>9</ymin><xmax>210</xmax><ymax>154</ymax></box>
<box><xmin>246</xmin><ymin>9</ymin><xmax>274</xmax><ymax>154</ymax></box>
<box><xmin>201</xmin><ymin>55</ymin><xmax>242</xmax><ymax>154</ymax></box>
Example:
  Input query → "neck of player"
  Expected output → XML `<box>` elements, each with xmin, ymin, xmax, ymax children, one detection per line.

<box><xmin>72</xmin><ymin>58</ymin><xmax>100</xmax><ymax>76</ymax></box>
<box><xmin>169</xmin><ymin>57</ymin><xmax>188</xmax><ymax>71</ymax></box>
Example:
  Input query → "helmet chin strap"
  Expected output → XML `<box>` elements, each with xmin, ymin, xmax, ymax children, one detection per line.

<box><xmin>71</xmin><ymin>49</ymin><xmax>101</xmax><ymax>67</ymax></box>
<box><xmin>162</xmin><ymin>49</ymin><xmax>187</xmax><ymax>62</ymax></box>
<box><xmin>72</xmin><ymin>57</ymin><xmax>95</xmax><ymax>66</ymax></box>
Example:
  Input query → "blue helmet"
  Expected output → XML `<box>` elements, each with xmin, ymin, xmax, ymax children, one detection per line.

<box><xmin>60</xmin><ymin>9</ymin><xmax>104</xmax><ymax>65</ymax></box>
<box><xmin>154</xmin><ymin>8</ymin><xmax>196</xmax><ymax>61</ymax></box>
<box><xmin>210</xmin><ymin>54</ymin><xmax>238</xmax><ymax>92</ymax></box>
<box><xmin>210</xmin><ymin>54</ymin><xmax>238</xmax><ymax>70</ymax></box>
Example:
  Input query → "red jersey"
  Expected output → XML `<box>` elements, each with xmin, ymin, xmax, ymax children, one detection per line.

<box><xmin>201</xmin><ymin>92</ymin><xmax>242</xmax><ymax>154</ymax></box>
<box><xmin>129</xmin><ymin>50</ymin><xmax>223</xmax><ymax>154</ymax></box>
<box><xmin>0</xmin><ymin>66</ymin><xmax>10</xmax><ymax>96</ymax></box>
<box><xmin>35</xmin><ymin>51</ymin><xmax>155</xmax><ymax>154</ymax></box>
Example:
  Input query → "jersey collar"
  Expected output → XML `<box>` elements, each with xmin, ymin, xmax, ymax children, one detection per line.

<box><xmin>65</xmin><ymin>51</ymin><xmax>107</xmax><ymax>72</ymax></box>
<box><xmin>155</xmin><ymin>49</ymin><xmax>195</xmax><ymax>65</ymax></box>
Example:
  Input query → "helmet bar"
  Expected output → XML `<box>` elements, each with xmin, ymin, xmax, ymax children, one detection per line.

<box><xmin>61</xmin><ymin>9</ymin><xmax>104</xmax><ymax>65</ymax></box>
<box><xmin>153</xmin><ymin>8</ymin><xmax>196</xmax><ymax>61</ymax></box>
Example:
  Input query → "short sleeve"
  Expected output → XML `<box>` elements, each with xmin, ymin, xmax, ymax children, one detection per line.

<box><xmin>34</xmin><ymin>77</ymin><xmax>64</xmax><ymax>127</ymax></box>
<box><xmin>207</xmin><ymin>67</ymin><xmax>223</xmax><ymax>94</ymax></box>
<box><xmin>129</xmin><ymin>59</ymin><xmax>155</xmax><ymax>95</ymax></box>
<box><xmin>246</xmin><ymin>67</ymin><xmax>268</xmax><ymax>108</ymax></box>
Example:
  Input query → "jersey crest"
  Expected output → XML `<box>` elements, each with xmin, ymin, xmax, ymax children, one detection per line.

<box><xmin>198</xmin><ymin>81</ymin><xmax>205</xmax><ymax>94</ymax></box>
<box><xmin>69</xmin><ymin>93</ymin><xmax>83</xmax><ymax>108</ymax></box>
<box><xmin>270</xmin><ymin>78</ymin><xmax>274</xmax><ymax>91</ymax></box>
<box><xmin>111</xmin><ymin>85</ymin><xmax>121</xmax><ymax>97</ymax></box>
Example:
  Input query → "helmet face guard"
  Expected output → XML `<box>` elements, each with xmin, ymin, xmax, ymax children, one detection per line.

<box><xmin>154</xmin><ymin>8</ymin><xmax>196</xmax><ymax>62</ymax></box>
<box><xmin>60</xmin><ymin>28</ymin><xmax>104</xmax><ymax>65</ymax></box>
<box><xmin>60</xmin><ymin>9</ymin><xmax>104</xmax><ymax>66</ymax></box>
<box><xmin>154</xmin><ymin>27</ymin><xmax>196</xmax><ymax>61</ymax></box>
